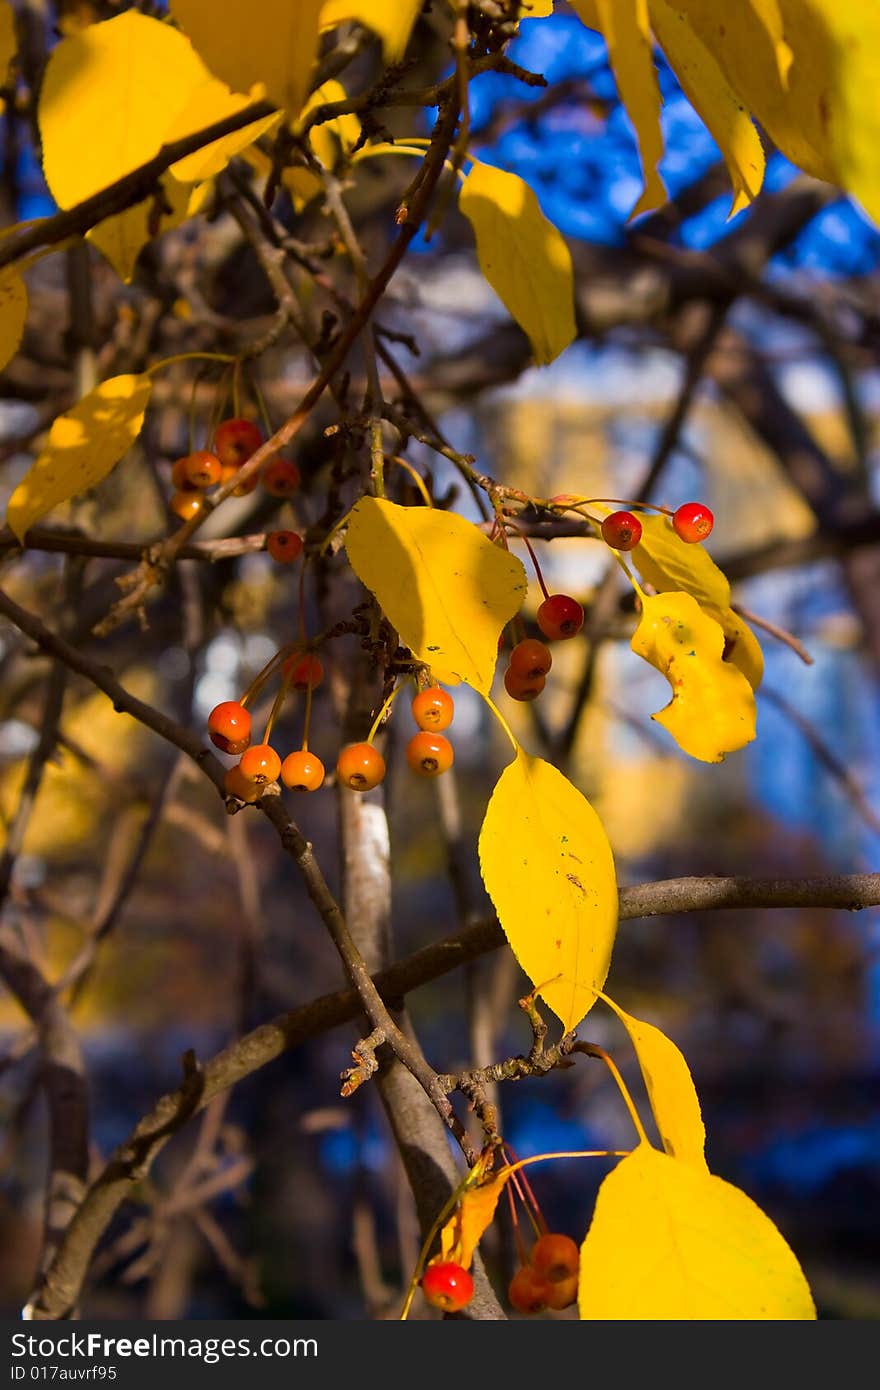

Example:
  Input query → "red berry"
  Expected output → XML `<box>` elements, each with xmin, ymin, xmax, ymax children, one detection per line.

<box><xmin>421</xmin><ymin>1261</ymin><xmax>474</xmax><ymax>1313</ymax></box>
<box><xmin>179</xmin><ymin>450</ymin><xmax>222</xmax><ymax>489</ymax></box>
<box><xmin>224</xmin><ymin>765</ymin><xmax>260</xmax><ymax>803</ymax></box>
<box><xmin>170</xmin><ymin>489</ymin><xmax>203</xmax><ymax>521</ymax></box>
<box><xmin>266</xmin><ymin>530</ymin><xmax>303</xmax><ymax>564</ymax></box>
<box><xmin>406</xmin><ymin>731</ymin><xmax>454</xmax><ymax>777</ymax></box>
<box><xmin>544</xmin><ymin>1273</ymin><xmax>578</xmax><ymax>1311</ymax></box>
<box><xmin>336</xmin><ymin>742</ymin><xmax>386</xmax><ymax>791</ymax></box>
<box><xmin>531</xmin><ymin>1232</ymin><xmax>580</xmax><ymax>1283</ymax></box>
<box><xmin>672</xmin><ymin>501</ymin><xmax>714</xmax><ymax>543</ymax></box>
<box><xmin>238</xmin><ymin>743</ymin><xmax>281</xmax><ymax>786</ymax></box>
<box><xmin>600</xmin><ymin>509</ymin><xmax>642</xmax><ymax>551</ymax></box>
<box><xmin>508</xmin><ymin>1265</ymin><xmax>551</xmax><ymax>1315</ymax></box>
<box><xmin>504</xmin><ymin>667</ymin><xmax>545</xmax><ymax>702</ymax></box>
<box><xmin>220</xmin><ymin>460</ymin><xmax>259</xmax><ymax>496</ymax></box>
<box><xmin>208</xmin><ymin>700</ymin><xmax>252</xmax><ymax>755</ymax></box>
<box><xmin>280</xmin><ymin>750</ymin><xmax>325</xmax><ymax>792</ymax></box>
<box><xmin>509</xmin><ymin>638</ymin><xmax>552</xmax><ymax>679</ymax></box>
<box><xmin>536</xmin><ymin>594</ymin><xmax>584</xmax><ymax>640</ymax></box>
<box><xmin>283</xmin><ymin>653</ymin><xmax>323</xmax><ymax>690</ymax></box>
<box><xmin>261</xmin><ymin>456</ymin><xmax>301</xmax><ymax>497</ymax></box>
<box><xmin>213</xmin><ymin>418</ymin><xmax>263</xmax><ymax>468</ymax></box>
<box><xmin>411</xmin><ymin>687</ymin><xmax>454</xmax><ymax>731</ymax></box>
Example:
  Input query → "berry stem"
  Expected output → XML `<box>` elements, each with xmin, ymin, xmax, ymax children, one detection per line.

<box><xmin>231</xmin><ymin>357</ymin><xmax>242</xmax><ymax>420</ymax></box>
<box><xmin>301</xmin><ymin>675</ymin><xmax>314</xmax><ymax>753</ymax></box>
<box><xmin>144</xmin><ymin>350</ymin><xmax>236</xmax><ymax>377</ymax></box>
<box><xmin>297</xmin><ymin>559</ymin><xmax>309</xmax><ymax>645</ymax></box>
<box><xmin>367</xmin><ymin>682</ymin><xmax>401</xmax><ymax>743</ymax></box>
<box><xmin>385</xmin><ymin>454</ymin><xmax>434</xmax><ymax>507</ymax></box>
<box><xmin>504</xmin><ymin>1174</ymin><xmax>532</xmax><ymax>1269</ymax></box>
<box><xmin>482</xmin><ymin>693</ymin><xmax>520</xmax><ymax>755</ymax></box>
<box><xmin>503</xmin><ymin>1143</ymin><xmax>548</xmax><ymax>1237</ymax></box>
<box><xmin>240</xmin><ymin>641</ymin><xmax>301</xmax><ymax>708</ymax></box>
<box><xmin>262</xmin><ymin>669</ymin><xmax>294</xmax><ymax>745</ymax></box>
<box><xmin>246</xmin><ymin>365</ymin><xmax>274</xmax><ymax>441</ymax></box>
<box><xmin>506</xmin><ymin>522</ymin><xmax>550</xmax><ymax>600</ymax></box>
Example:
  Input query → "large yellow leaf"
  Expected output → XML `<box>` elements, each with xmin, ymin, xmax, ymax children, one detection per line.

<box><xmin>169</xmin><ymin>0</ymin><xmax>325</xmax><ymax>117</ymax></box>
<box><xmin>630</xmin><ymin>591</ymin><xmax>757</xmax><ymax>762</ymax></box>
<box><xmin>647</xmin><ymin>0</ymin><xmax>765</xmax><ymax>216</ymax></box>
<box><xmin>662</xmin><ymin>1</ymin><xmax>880</xmax><ymax>222</ymax></box>
<box><xmin>579</xmin><ymin>1144</ymin><xmax>817</xmax><ymax>1318</ymax></box>
<box><xmin>599</xmin><ymin>993</ymin><xmax>707</xmax><ymax>1170</ymax></box>
<box><xmin>478</xmin><ymin>750</ymin><xmax>618</xmax><ymax>1032</ymax></box>
<box><xmin>459</xmin><ymin>160</ymin><xmax>576</xmax><ymax>366</ymax></box>
<box><xmin>344</xmin><ymin>498</ymin><xmax>527</xmax><ymax>694</ymax></box>
<box><xmin>320</xmin><ymin>0</ymin><xmax>422</xmax><ymax>62</ymax></box>
<box><xmin>0</xmin><ymin>267</ymin><xmax>27</xmax><ymax>372</ymax></box>
<box><xmin>572</xmin><ymin>1</ymin><xmax>666</xmax><ymax>216</ymax></box>
<box><xmin>631</xmin><ymin>512</ymin><xmax>731</xmax><ymax>610</ymax></box>
<box><xmin>167</xmin><ymin>80</ymin><xmax>282</xmax><ymax>183</ymax></box>
<box><xmin>6</xmin><ymin>375</ymin><xmax>152</xmax><ymax>542</ymax></box>
<box><xmin>38</xmin><ymin>12</ymin><xmax>211</xmax><ymax>277</ymax></box>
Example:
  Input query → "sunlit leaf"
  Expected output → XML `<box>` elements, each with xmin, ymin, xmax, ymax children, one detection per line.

<box><xmin>439</xmin><ymin>1171</ymin><xmax>511</xmax><ymax>1270</ymax></box>
<box><xmin>320</xmin><ymin>0</ymin><xmax>422</xmax><ymax>62</ymax></box>
<box><xmin>478</xmin><ymin>749</ymin><xmax>618</xmax><ymax>1032</ymax></box>
<box><xmin>344</xmin><ymin>498</ymin><xmax>527</xmax><ymax>694</ymax></box>
<box><xmin>459</xmin><ymin>160</ymin><xmax>576</xmax><ymax>366</ymax></box>
<box><xmin>630</xmin><ymin>591</ymin><xmax>757</xmax><ymax>762</ymax></box>
<box><xmin>579</xmin><ymin>1144</ymin><xmax>817</xmax><ymax>1318</ymax></box>
<box><xmin>298</xmin><ymin>80</ymin><xmax>361</xmax><ymax>171</ymax></box>
<box><xmin>6</xmin><ymin>375</ymin><xmax>152</xmax><ymax>541</ymax></box>
<box><xmin>631</xmin><ymin>512</ymin><xmax>731</xmax><ymax>611</ymax></box>
<box><xmin>571</xmin><ymin>1</ymin><xmax>666</xmax><ymax>216</ymax></box>
<box><xmin>599</xmin><ymin>993</ymin><xmax>707</xmax><ymax>1170</ymax></box>
<box><xmin>647</xmin><ymin>0</ymin><xmax>765</xmax><ymax>215</ymax></box>
<box><xmin>748</xmin><ymin>0</ymin><xmax>793</xmax><ymax>85</ymax></box>
<box><xmin>703</xmin><ymin>602</ymin><xmax>764</xmax><ymax>691</ymax></box>
<box><xmin>169</xmin><ymin>0</ymin><xmax>325</xmax><ymax>117</ymax></box>
<box><xmin>87</xmin><ymin>178</ymin><xmax>195</xmax><ymax>284</ymax></box>
<box><xmin>167</xmin><ymin>79</ymin><xmax>282</xmax><ymax>183</ymax></box>
<box><xmin>0</xmin><ymin>267</ymin><xmax>27</xmax><ymax>372</ymax></box>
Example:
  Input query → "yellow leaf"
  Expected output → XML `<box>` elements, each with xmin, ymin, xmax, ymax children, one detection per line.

<box><xmin>648</xmin><ymin>0</ymin><xmax>765</xmax><ymax>215</ymax></box>
<box><xmin>703</xmin><ymin>602</ymin><xmax>764</xmax><ymax>691</ymax></box>
<box><xmin>0</xmin><ymin>267</ymin><xmax>27</xmax><ymax>372</ymax></box>
<box><xmin>87</xmin><ymin>177</ymin><xmax>195</xmax><ymax>284</ymax></box>
<box><xmin>630</xmin><ymin>591</ymin><xmax>757</xmax><ymax>763</ymax></box>
<box><xmin>344</xmin><ymin>498</ymin><xmax>527</xmax><ymax>694</ymax></box>
<box><xmin>0</xmin><ymin>1</ymin><xmax>16</xmax><ymax>77</ymax></box>
<box><xmin>169</xmin><ymin>0</ymin><xmax>325</xmax><ymax>117</ymax></box>
<box><xmin>439</xmin><ymin>1171</ymin><xmax>510</xmax><ymax>1270</ymax></box>
<box><xmin>459</xmin><ymin>160</ymin><xmax>576</xmax><ymax>366</ymax></box>
<box><xmin>320</xmin><ymin>0</ymin><xmax>422</xmax><ymax>62</ymax></box>
<box><xmin>599</xmin><ymin>993</ymin><xmax>707</xmax><ymax>1170</ymax></box>
<box><xmin>748</xmin><ymin>0</ymin><xmax>793</xmax><ymax>86</ymax></box>
<box><xmin>6</xmin><ymin>375</ymin><xmax>152</xmax><ymax>542</ymax></box>
<box><xmin>478</xmin><ymin>749</ymin><xmax>618</xmax><ymax>1032</ymax></box>
<box><xmin>520</xmin><ymin>1</ymin><xmax>555</xmax><ymax>15</ymax></box>
<box><xmin>657</xmin><ymin>0</ymin><xmax>880</xmax><ymax>223</ymax></box>
<box><xmin>579</xmin><ymin>1144</ymin><xmax>817</xmax><ymax>1318</ymax></box>
<box><xmin>631</xmin><ymin>512</ymin><xmax>731</xmax><ymax>611</ymax></box>
<box><xmin>572</xmin><ymin>1</ymin><xmax>666</xmax><ymax>216</ymax></box>
<box><xmin>298</xmin><ymin>80</ymin><xmax>361</xmax><ymax>171</ymax></box>
<box><xmin>168</xmin><ymin>79</ymin><xmax>282</xmax><ymax>183</ymax></box>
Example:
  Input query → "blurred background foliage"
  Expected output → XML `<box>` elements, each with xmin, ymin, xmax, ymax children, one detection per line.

<box><xmin>0</xmin><ymin>0</ymin><xmax>878</xmax><ymax>1320</ymax></box>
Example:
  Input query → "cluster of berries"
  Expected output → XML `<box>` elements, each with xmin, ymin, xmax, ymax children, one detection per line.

<box><xmin>168</xmin><ymin>416</ymin><xmax>304</xmax><ymax>563</ymax></box>
<box><xmin>208</xmin><ymin>681</ymin><xmax>458</xmax><ymax>803</ymax></box>
<box><xmin>599</xmin><ymin>498</ymin><xmax>714</xmax><ymax>552</ymax></box>
<box><xmin>418</xmin><ymin>1231</ymin><xmax>579</xmax><ymax>1316</ymax></box>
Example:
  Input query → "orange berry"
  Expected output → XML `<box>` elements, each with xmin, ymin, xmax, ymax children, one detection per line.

<box><xmin>267</xmin><ymin>530</ymin><xmax>303</xmax><ymax>563</ymax></box>
<box><xmin>179</xmin><ymin>450</ymin><xmax>222</xmax><ymax>489</ymax></box>
<box><xmin>503</xmin><ymin>667</ymin><xmax>545</xmax><ymax>702</ymax></box>
<box><xmin>336</xmin><ymin>742</ymin><xmax>386</xmax><ymax>791</ymax></box>
<box><xmin>213</xmin><ymin>417</ymin><xmax>263</xmax><ymax>468</ymax></box>
<box><xmin>411</xmin><ymin>687</ymin><xmax>454</xmax><ymax>731</ymax></box>
<box><xmin>531</xmin><ymin>1232</ymin><xmax>580</xmax><ymax>1283</ymax></box>
<box><xmin>280</xmin><ymin>750</ymin><xmax>325</xmax><ymax>792</ymax></box>
<box><xmin>170</xmin><ymin>489</ymin><xmax>204</xmax><ymax>521</ymax></box>
<box><xmin>508</xmin><ymin>1265</ymin><xmax>550</xmax><ymax>1315</ymax></box>
<box><xmin>508</xmin><ymin>638</ymin><xmax>552</xmax><ymax>679</ymax></box>
<box><xmin>421</xmin><ymin>1261</ymin><xmax>474</xmax><ymax>1313</ymax></box>
<box><xmin>224</xmin><ymin>765</ymin><xmax>261</xmax><ymax>803</ymax></box>
<box><xmin>171</xmin><ymin>456</ymin><xmax>199</xmax><ymax>491</ymax></box>
<box><xmin>238</xmin><ymin>743</ymin><xmax>281</xmax><ymax>786</ymax></box>
<box><xmin>261</xmin><ymin>456</ymin><xmax>301</xmax><ymax>497</ymax></box>
<box><xmin>208</xmin><ymin>700</ymin><xmax>252</xmax><ymax>755</ymax></box>
<box><xmin>282</xmin><ymin>653</ymin><xmax>323</xmax><ymax>690</ymax></box>
<box><xmin>406</xmin><ymin>731</ymin><xmax>453</xmax><ymax>777</ymax></box>
<box><xmin>543</xmin><ymin>1273</ymin><xmax>578</xmax><ymax>1311</ymax></box>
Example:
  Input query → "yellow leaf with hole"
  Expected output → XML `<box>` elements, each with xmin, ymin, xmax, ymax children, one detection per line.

<box><xmin>599</xmin><ymin>993</ymin><xmax>707</xmax><ymax>1170</ymax></box>
<box><xmin>571</xmin><ymin>1</ymin><xmax>666</xmax><ymax>216</ymax></box>
<box><xmin>170</xmin><ymin>0</ymin><xmax>325</xmax><ymax>117</ymax></box>
<box><xmin>703</xmin><ymin>602</ymin><xmax>764</xmax><ymax>691</ymax></box>
<box><xmin>6</xmin><ymin>375</ymin><xmax>152</xmax><ymax>542</ymax></box>
<box><xmin>168</xmin><ymin>80</ymin><xmax>282</xmax><ymax>183</ymax></box>
<box><xmin>459</xmin><ymin>161</ymin><xmax>576</xmax><ymax>366</ymax></box>
<box><xmin>579</xmin><ymin>1144</ymin><xmax>816</xmax><ymax>1318</ymax></box>
<box><xmin>631</xmin><ymin>513</ymin><xmax>731</xmax><ymax>610</ymax></box>
<box><xmin>647</xmin><ymin>1</ymin><xmax>765</xmax><ymax>216</ymax></box>
<box><xmin>320</xmin><ymin>0</ymin><xmax>422</xmax><ymax>62</ymax></box>
<box><xmin>439</xmin><ymin>1171</ymin><xmax>510</xmax><ymax>1270</ymax></box>
<box><xmin>344</xmin><ymin>498</ymin><xmax>527</xmax><ymax>694</ymax></box>
<box><xmin>0</xmin><ymin>267</ymin><xmax>27</xmax><ymax>372</ymax></box>
<box><xmin>660</xmin><ymin>0</ymin><xmax>880</xmax><ymax>222</ymax></box>
<box><xmin>478</xmin><ymin>749</ymin><xmax>618</xmax><ymax>1032</ymax></box>
<box><xmin>0</xmin><ymin>1</ymin><xmax>15</xmax><ymax>76</ymax></box>
<box><xmin>631</xmin><ymin>591</ymin><xmax>757</xmax><ymax>762</ymax></box>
